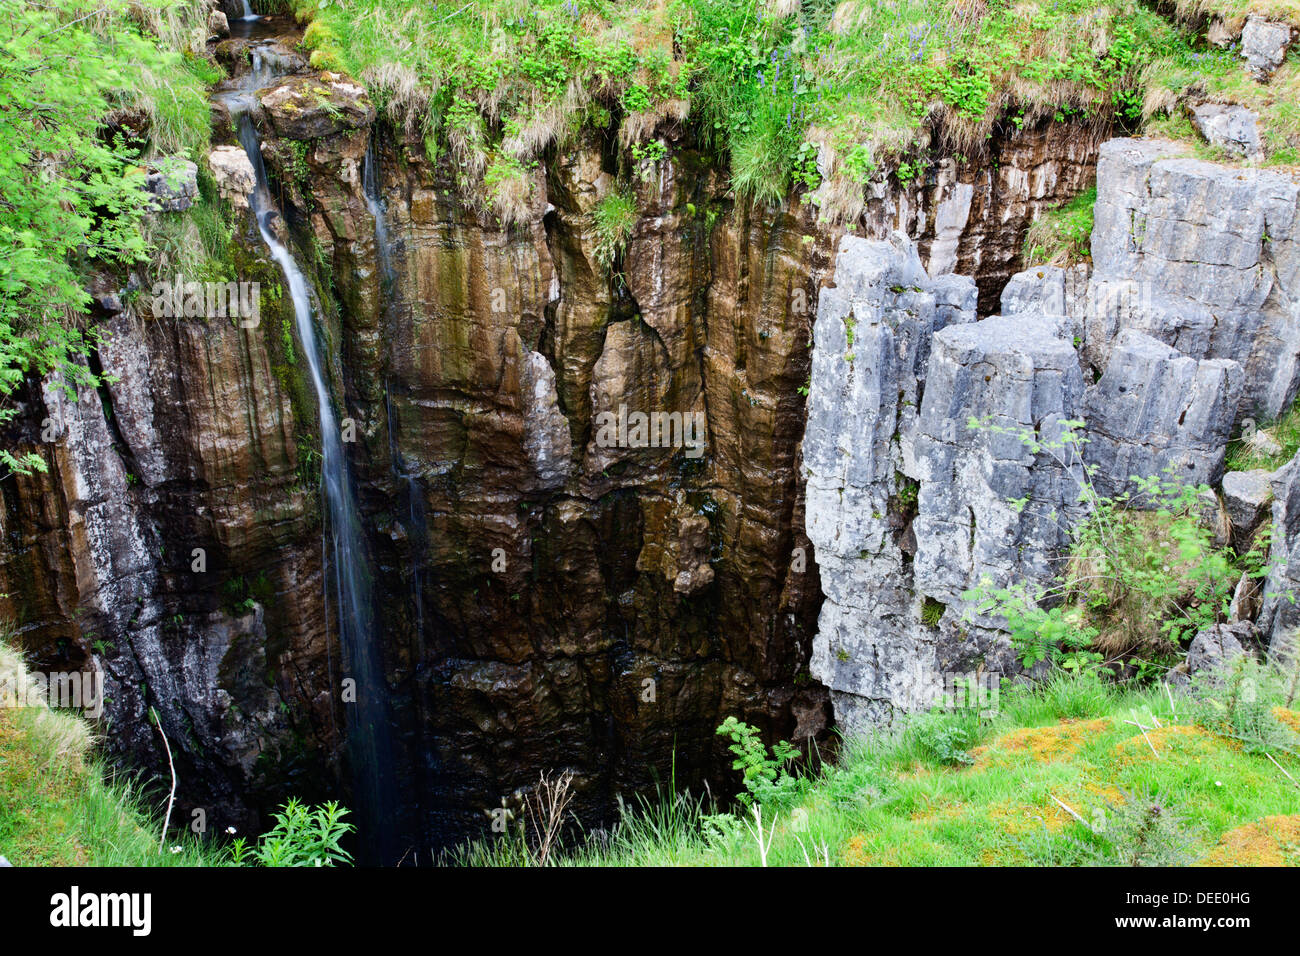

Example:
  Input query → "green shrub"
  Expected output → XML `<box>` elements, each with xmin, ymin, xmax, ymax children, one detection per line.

<box><xmin>229</xmin><ymin>799</ymin><xmax>355</xmax><ymax>867</ymax></box>
<box><xmin>715</xmin><ymin>716</ymin><xmax>802</xmax><ymax>806</ymax></box>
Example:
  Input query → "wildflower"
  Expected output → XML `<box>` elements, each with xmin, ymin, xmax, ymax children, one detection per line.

<box><xmin>170</xmin><ymin>846</ymin><xmax>183</xmax><ymax>854</ymax></box>
<box><xmin>225</xmin><ymin>826</ymin><xmax>237</xmax><ymax>835</ymax></box>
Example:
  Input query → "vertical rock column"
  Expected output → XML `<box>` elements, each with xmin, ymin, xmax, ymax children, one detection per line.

<box><xmin>804</xmin><ymin>234</ymin><xmax>978</xmax><ymax>730</ymax></box>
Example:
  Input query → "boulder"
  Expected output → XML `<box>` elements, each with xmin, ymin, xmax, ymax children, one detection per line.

<box><xmin>145</xmin><ymin>158</ymin><xmax>198</xmax><ymax>212</ymax></box>
<box><xmin>1221</xmin><ymin>468</ymin><xmax>1275</xmax><ymax>543</ymax></box>
<box><xmin>259</xmin><ymin>73</ymin><xmax>375</xmax><ymax>140</ymax></box>
<box><xmin>209</xmin><ymin>10</ymin><xmax>229</xmax><ymax>38</ymax></box>
<box><xmin>1241</xmin><ymin>16</ymin><xmax>1293</xmax><ymax>80</ymax></box>
<box><xmin>1185</xmin><ymin>621</ymin><xmax>1262</xmax><ymax>677</ymax></box>
<box><xmin>1189</xmin><ymin>102</ymin><xmax>1264</xmax><ymax>161</ymax></box>
<box><xmin>207</xmin><ymin>146</ymin><xmax>256</xmax><ymax>209</ymax></box>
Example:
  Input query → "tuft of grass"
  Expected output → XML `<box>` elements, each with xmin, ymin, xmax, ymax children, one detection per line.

<box><xmin>1226</xmin><ymin>398</ymin><xmax>1300</xmax><ymax>472</ymax></box>
<box><xmin>591</xmin><ymin>189</ymin><xmax>638</xmax><ymax>270</ymax></box>
<box><xmin>1023</xmin><ymin>186</ymin><xmax>1097</xmax><ymax>266</ymax></box>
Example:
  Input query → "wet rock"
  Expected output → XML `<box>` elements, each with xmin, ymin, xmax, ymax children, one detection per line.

<box><xmin>1082</xmin><ymin>329</ymin><xmax>1243</xmax><ymax>499</ymax></box>
<box><xmin>209</xmin><ymin>10</ymin><xmax>229</xmax><ymax>38</ymax></box>
<box><xmin>1087</xmin><ymin>138</ymin><xmax>1300</xmax><ymax>419</ymax></box>
<box><xmin>1241</xmin><ymin>16</ymin><xmax>1293</xmax><ymax>80</ymax></box>
<box><xmin>520</xmin><ymin>351</ymin><xmax>572</xmax><ymax>491</ymax></box>
<box><xmin>1189</xmin><ymin>102</ymin><xmax>1264</xmax><ymax>160</ymax></box>
<box><xmin>145</xmin><ymin>158</ymin><xmax>198</xmax><ymax>212</ymax></box>
<box><xmin>259</xmin><ymin>73</ymin><xmax>375</xmax><ymax>140</ymax></box>
<box><xmin>207</xmin><ymin>146</ymin><xmax>255</xmax><ymax>208</ymax></box>
<box><xmin>672</xmin><ymin>515</ymin><xmax>715</xmax><ymax>595</ymax></box>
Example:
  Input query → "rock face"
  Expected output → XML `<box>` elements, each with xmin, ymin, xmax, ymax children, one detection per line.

<box><xmin>806</xmin><ymin>139</ymin><xmax>1300</xmax><ymax>727</ymax></box>
<box><xmin>0</xmin><ymin>290</ymin><xmax>331</xmax><ymax>833</ymax></box>
<box><xmin>1082</xmin><ymin>329</ymin><xmax>1242</xmax><ymax>498</ymax></box>
<box><xmin>1087</xmin><ymin>138</ymin><xmax>1300</xmax><ymax>420</ymax></box>
<box><xmin>803</xmin><ymin>234</ymin><xmax>987</xmax><ymax>730</ymax></box>
<box><xmin>1261</xmin><ymin>452</ymin><xmax>1300</xmax><ymax>658</ymax></box>
<box><xmin>848</xmin><ymin>119</ymin><xmax>1105</xmax><ymax>312</ymax></box>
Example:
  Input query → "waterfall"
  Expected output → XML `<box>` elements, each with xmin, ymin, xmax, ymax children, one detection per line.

<box><xmin>363</xmin><ymin>141</ymin><xmax>394</xmax><ymax>289</ymax></box>
<box><xmin>235</xmin><ymin>112</ymin><xmax>398</xmax><ymax>864</ymax></box>
<box><xmin>239</xmin><ymin>0</ymin><xmax>258</xmax><ymax>21</ymax></box>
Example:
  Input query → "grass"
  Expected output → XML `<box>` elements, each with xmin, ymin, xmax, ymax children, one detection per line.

<box><xmin>591</xmin><ymin>189</ymin><xmax>638</xmax><ymax>269</ymax></box>
<box><xmin>1023</xmin><ymin>186</ymin><xmax>1097</xmax><ymax>265</ymax></box>
<box><xmin>0</xmin><ymin>641</ymin><xmax>225</xmax><ymax>866</ymax></box>
<box><xmin>449</xmin><ymin>670</ymin><xmax>1300</xmax><ymax>866</ymax></box>
<box><xmin>287</xmin><ymin>0</ymin><xmax>1300</xmax><ymax>224</ymax></box>
<box><xmin>1225</xmin><ymin>397</ymin><xmax>1300</xmax><ymax>472</ymax></box>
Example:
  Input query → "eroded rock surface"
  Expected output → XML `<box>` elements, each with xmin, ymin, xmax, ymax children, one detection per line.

<box><xmin>1087</xmin><ymin>138</ymin><xmax>1300</xmax><ymax>419</ymax></box>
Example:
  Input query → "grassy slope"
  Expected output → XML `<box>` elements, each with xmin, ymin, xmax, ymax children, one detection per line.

<box><xmin>453</xmin><ymin>674</ymin><xmax>1300</xmax><ymax>866</ymax></box>
<box><xmin>0</xmin><ymin>642</ymin><xmax>222</xmax><ymax>866</ymax></box>
<box><xmin>287</xmin><ymin>0</ymin><xmax>1300</xmax><ymax>223</ymax></box>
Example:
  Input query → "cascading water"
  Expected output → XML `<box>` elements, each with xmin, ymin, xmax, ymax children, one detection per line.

<box><xmin>363</xmin><ymin>142</ymin><xmax>394</xmax><ymax>289</ymax></box>
<box><xmin>239</xmin><ymin>0</ymin><xmax>259</xmax><ymax>21</ymax></box>
<box><xmin>234</xmin><ymin>110</ymin><xmax>398</xmax><ymax>864</ymax></box>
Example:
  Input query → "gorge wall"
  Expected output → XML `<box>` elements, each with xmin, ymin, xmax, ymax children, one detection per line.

<box><xmin>4</xmin><ymin>15</ymin><xmax>1295</xmax><ymax>861</ymax></box>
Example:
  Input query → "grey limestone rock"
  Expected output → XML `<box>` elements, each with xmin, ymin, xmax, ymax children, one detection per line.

<box><xmin>1082</xmin><ymin>329</ymin><xmax>1243</xmax><ymax>499</ymax></box>
<box><xmin>1241</xmin><ymin>16</ymin><xmax>1293</xmax><ymax>80</ymax></box>
<box><xmin>1087</xmin><ymin>138</ymin><xmax>1300</xmax><ymax>420</ymax></box>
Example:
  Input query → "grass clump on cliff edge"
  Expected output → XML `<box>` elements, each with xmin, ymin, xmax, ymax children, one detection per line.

<box><xmin>591</xmin><ymin>189</ymin><xmax>639</xmax><ymax>269</ymax></box>
<box><xmin>291</xmin><ymin>0</ymin><xmax>1300</xmax><ymax>222</ymax></box>
<box><xmin>1225</xmin><ymin>397</ymin><xmax>1300</xmax><ymax>472</ymax></box>
<box><xmin>1024</xmin><ymin>186</ymin><xmax>1097</xmax><ymax>265</ymax></box>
